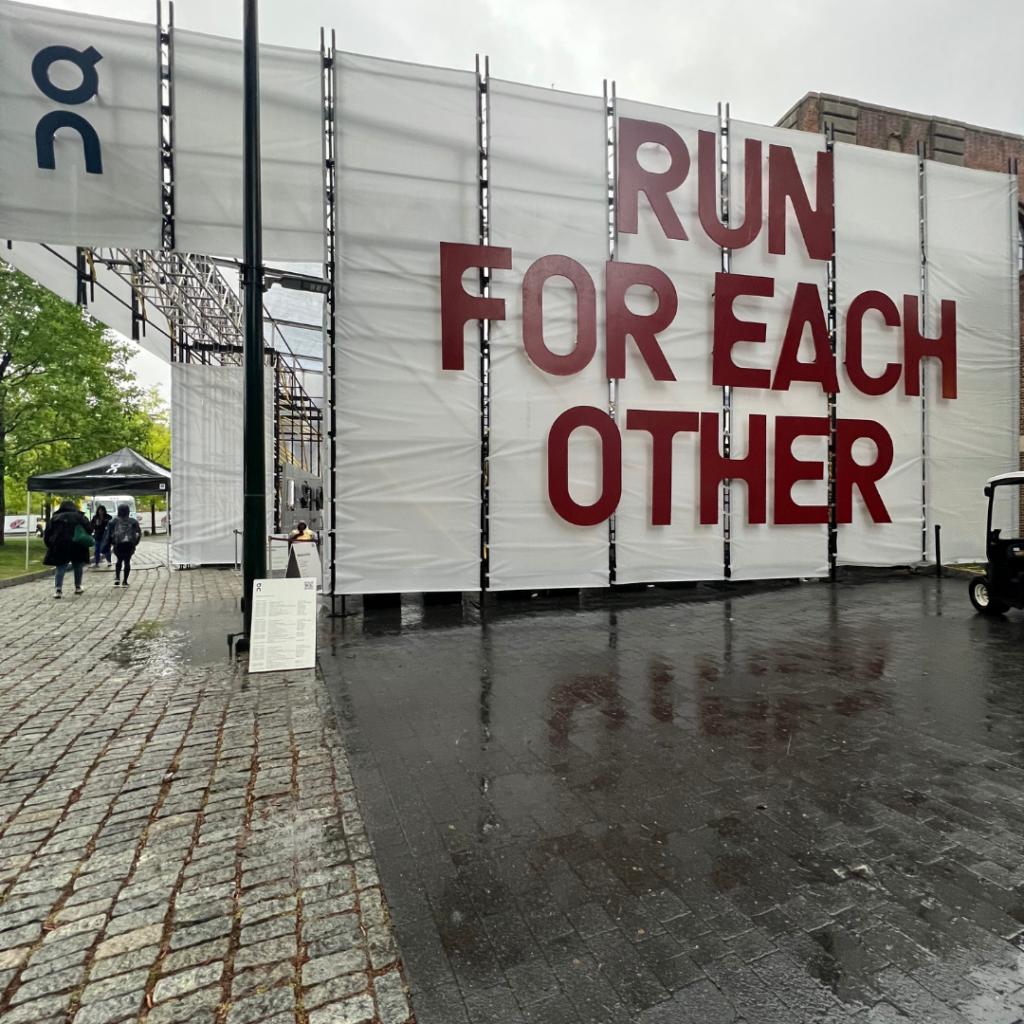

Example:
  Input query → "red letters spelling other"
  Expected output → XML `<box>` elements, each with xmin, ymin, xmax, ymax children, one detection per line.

<box><xmin>547</xmin><ymin>410</ymin><xmax>897</xmax><ymax>528</ymax></box>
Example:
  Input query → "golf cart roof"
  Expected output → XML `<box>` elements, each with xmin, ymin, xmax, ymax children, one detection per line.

<box><xmin>986</xmin><ymin>472</ymin><xmax>1024</xmax><ymax>487</ymax></box>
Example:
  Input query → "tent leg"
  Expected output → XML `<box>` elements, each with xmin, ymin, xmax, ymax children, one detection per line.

<box><xmin>25</xmin><ymin>492</ymin><xmax>31</xmax><ymax>571</ymax></box>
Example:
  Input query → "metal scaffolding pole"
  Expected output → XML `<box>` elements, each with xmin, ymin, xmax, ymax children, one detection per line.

<box><xmin>241</xmin><ymin>0</ymin><xmax>266</xmax><ymax>635</ymax></box>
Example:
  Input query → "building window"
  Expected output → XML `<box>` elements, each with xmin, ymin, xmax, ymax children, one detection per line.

<box><xmin>887</xmin><ymin>134</ymin><xmax>903</xmax><ymax>153</ymax></box>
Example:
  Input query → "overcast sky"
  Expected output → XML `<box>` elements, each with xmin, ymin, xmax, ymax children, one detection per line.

<box><xmin>34</xmin><ymin>0</ymin><xmax>1024</xmax><ymax>136</ymax></box>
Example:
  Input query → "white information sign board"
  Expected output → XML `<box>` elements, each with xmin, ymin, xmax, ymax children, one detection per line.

<box><xmin>248</xmin><ymin>577</ymin><xmax>318</xmax><ymax>674</ymax></box>
<box><xmin>286</xmin><ymin>543</ymin><xmax>322</xmax><ymax>589</ymax></box>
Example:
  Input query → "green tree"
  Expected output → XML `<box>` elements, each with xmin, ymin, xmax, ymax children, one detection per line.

<box><xmin>133</xmin><ymin>389</ymin><xmax>171</xmax><ymax>469</ymax></box>
<box><xmin>125</xmin><ymin>388</ymin><xmax>171</xmax><ymax>511</ymax></box>
<box><xmin>0</xmin><ymin>260</ymin><xmax>149</xmax><ymax>544</ymax></box>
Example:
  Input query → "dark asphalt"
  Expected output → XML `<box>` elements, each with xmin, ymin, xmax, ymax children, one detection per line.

<box><xmin>320</xmin><ymin>576</ymin><xmax>1024</xmax><ymax>1023</ymax></box>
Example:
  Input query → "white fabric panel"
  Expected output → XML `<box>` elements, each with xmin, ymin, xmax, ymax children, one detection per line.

<box><xmin>3</xmin><ymin>240</ymin><xmax>78</xmax><ymax>303</ymax></box>
<box><xmin>0</xmin><ymin>1</ymin><xmax>161</xmax><ymax>247</ymax></box>
<box><xmin>333</xmin><ymin>53</ymin><xmax>479</xmax><ymax>594</ymax></box>
<box><xmin>487</xmin><ymin>81</ymin><xmax>609</xmax><ymax>590</ymax></box>
<box><xmin>174</xmin><ymin>32</ymin><xmax>323</xmax><ymax>260</ymax></box>
<box><xmin>729</xmin><ymin>121</ymin><xmax>829</xmax><ymax>579</ymax></box>
<box><xmin>614</xmin><ymin>100</ymin><xmax>723</xmax><ymax>583</ymax></box>
<box><xmin>834</xmin><ymin>144</ymin><xmax>923</xmax><ymax>566</ymax></box>
<box><xmin>171</xmin><ymin>363</ymin><xmax>274</xmax><ymax>565</ymax></box>
<box><xmin>924</xmin><ymin>164</ymin><xmax>1019</xmax><ymax>562</ymax></box>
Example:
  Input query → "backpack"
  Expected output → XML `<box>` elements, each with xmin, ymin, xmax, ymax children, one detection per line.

<box><xmin>111</xmin><ymin>516</ymin><xmax>140</xmax><ymax>547</ymax></box>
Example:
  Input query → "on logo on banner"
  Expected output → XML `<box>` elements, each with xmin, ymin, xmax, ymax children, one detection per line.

<box><xmin>32</xmin><ymin>43</ymin><xmax>104</xmax><ymax>173</ymax></box>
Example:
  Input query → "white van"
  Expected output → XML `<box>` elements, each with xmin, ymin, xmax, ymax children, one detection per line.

<box><xmin>84</xmin><ymin>495</ymin><xmax>138</xmax><ymax>520</ymax></box>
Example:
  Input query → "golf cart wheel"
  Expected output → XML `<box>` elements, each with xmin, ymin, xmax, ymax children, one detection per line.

<box><xmin>969</xmin><ymin>577</ymin><xmax>1009</xmax><ymax>616</ymax></box>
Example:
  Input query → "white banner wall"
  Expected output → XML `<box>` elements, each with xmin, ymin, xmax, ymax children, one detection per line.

<box><xmin>614</xmin><ymin>100</ymin><xmax>724</xmax><ymax>583</ymax></box>
<box><xmin>171</xmin><ymin>363</ymin><xmax>273</xmax><ymax>566</ymax></box>
<box><xmin>332</xmin><ymin>53</ymin><xmax>480</xmax><ymax>595</ymax></box>
<box><xmin>487</xmin><ymin>82</ymin><xmax>610</xmax><ymax>591</ymax></box>
<box><xmin>173</xmin><ymin>31</ymin><xmax>323</xmax><ymax>261</ymax></box>
<box><xmin>834</xmin><ymin>143</ymin><xmax>924</xmax><ymax>566</ymax></box>
<box><xmin>0</xmin><ymin>1</ymin><xmax>161</xmax><ymax>248</ymax></box>
<box><xmin>924</xmin><ymin>164</ymin><xmax>1019</xmax><ymax>561</ymax></box>
<box><xmin>729</xmin><ymin>122</ymin><xmax>830</xmax><ymax>580</ymax></box>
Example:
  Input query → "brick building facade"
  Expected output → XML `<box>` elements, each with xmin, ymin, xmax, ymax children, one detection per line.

<box><xmin>778</xmin><ymin>93</ymin><xmax>1024</xmax><ymax>463</ymax></box>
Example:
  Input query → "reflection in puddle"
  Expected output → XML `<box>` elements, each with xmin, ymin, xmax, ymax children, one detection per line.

<box><xmin>105</xmin><ymin>598</ymin><xmax>241</xmax><ymax>670</ymax></box>
<box><xmin>546</xmin><ymin>674</ymin><xmax>627</xmax><ymax>748</ymax></box>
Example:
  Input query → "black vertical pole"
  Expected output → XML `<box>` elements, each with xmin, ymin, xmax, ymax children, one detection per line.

<box><xmin>241</xmin><ymin>0</ymin><xmax>265</xmax><ymax>634</ymax></box>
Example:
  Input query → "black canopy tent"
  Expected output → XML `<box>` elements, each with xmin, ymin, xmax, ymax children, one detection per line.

<box><xmin>24</xmin><ymin>448</ymin><xmax>171</xmax><ymax>570</ymax></box>
<box><xmin>27</xmin><ymin>447</ymin><xmax>170</xmax><ymax>496</ymax></box>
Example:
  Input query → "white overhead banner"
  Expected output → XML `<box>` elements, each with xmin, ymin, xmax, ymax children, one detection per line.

<box><xmin>330</xmin><ymin>53</ymin><xmax>480</xmax><ymax>595</ymax></box>
<box><xmin>613</xmin><ymin>101</ymin><xmax>724</xmax><ymax>584</ymax></box>
<box><xmin>924</xmin><ymin>164</ymin><xmax>1020</xmax><ymax>562</ymax></box>
<box><xmin>3</xmin><ymin>240</ymin><xmax>78</xmax><ymax>304</ymax></box>
<box><xmin>834</xmin><ymin>143</ymin><xmax>924</xmax><ymax>567</ymax></box>
<box><xmin>0</xmin><ymin>0</ymin><xmax>161</xmax><ymax>248</ymax></box>
<box><xmin>728</xmin><ymin>121</ymin><xmax>830</xmax><ymax>580</ymax></box>
<box><xmin>487</xmin><ymin>82</ymin><xmax>610</xmax><ymax>591</ymax></box>
<box><xmin>173</xmin><ymin>31</ymin><xmax>324</xmax><ymax>260</ymax></box>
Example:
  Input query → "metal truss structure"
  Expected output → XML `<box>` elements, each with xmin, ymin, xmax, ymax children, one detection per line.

<box><xmin>81</xmin><ymin>245</ymin><xmax>323</xmax><ymax>526</ymax></box>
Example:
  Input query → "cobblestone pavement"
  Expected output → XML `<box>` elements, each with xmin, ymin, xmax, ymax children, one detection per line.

<box><xmin>322</xmin><ymin>576</ymin><xmax>1024</xmax><ymax>1024</ymax></box>
<box><xmin>0</xmin><ymin>541</ymin><xmax>410</xmax><ymax>1024</ymax></box>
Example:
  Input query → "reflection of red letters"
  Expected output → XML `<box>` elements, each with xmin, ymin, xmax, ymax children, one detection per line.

<box><xmin>522</xmin><ymin>255</ymin><xmax>596</xmax><ymax>376</ymax></box>
<box><xmin>768</xmin><ymin>146</ymin><xmax>833</xmax><ymax>261</ymax></box>
<box><xmin>712</xmin><ymin>272</ymin><xmax>774</xmax><ymax>389</ymax></box>
<box><xmin>626</xmin><ymin>409</ymin><xmax>700</xmax><ymax>525</ymax></box>
<box><xmin>618</xmin><ymin>118</ymin><xmax>690</xmax><ymax>240</ymax></box>
<box><xmin>700</xmin><ymin>412</ymin><xmax>767</xmax><ymax>525</ymax></box>
<box><xmin>774</xmin><ymin>416</ymin><xmax>829</xmax><ymax>525</ymax></box>
<box><xmin>845</xmin><ymin>291</ymin><xmax>902</xmax><ymax>396</ymax></box>
<box><xmin>698</xmin><ymin>131</ymin><xmax>762</xmax><ymax>250</ymax></box>
<box><xmin>903</xmin><ymin>296</ymin><xmax>957</xmax><ymax>399</ymax></box>
<box><xmin>548</xmin><ymin>407</ymin><xmax>622</xmax><ymax>526</ymax></box>
<box><xmin>836</xmin><ymin>419</ymin><xmax>893</xmax><ymax>523</ymax></box>
<box><xmin>772</xmin><ymin>283</ymin><xmax>838</xmax><ymax>393</ymax></box>
<box><xmin>606</xmin><ymin>261</ymin><xmax>677</xmax><ymax>381</ymax></box>
<box><xmin>439</xmin><ymin>242</ymin><xmax>512</xmax><ymax>370</ymax></box>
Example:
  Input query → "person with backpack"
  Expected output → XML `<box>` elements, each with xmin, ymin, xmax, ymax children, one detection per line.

<box><xmin>90</xmin><ymin>504</ymin><xmax>112</xmax><ymax>567</ymax></box>
<box><xmin>108</xmin><ymin>503</ymin><xmax>142</xmax><ymax>587</ymax></box>
<box><xmin>43</xmin><ymin>499</ymin><xmax>93</xmax><ymax>598</ymax></box>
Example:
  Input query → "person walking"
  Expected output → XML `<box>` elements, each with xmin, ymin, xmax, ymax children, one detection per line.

<box><xmin>90</xmin><ymin>504</ymin><xmax>112</xmax><ymax>568</ymax></box>
<box><xmin>43</xmin><ymin>499</ymin><xmax>93</xmax><ymax>598</ymax></box>
<box><xmin>109</xmin><ymin>504</ymin><xmax>142</xmax><ymax>587</ymax></box>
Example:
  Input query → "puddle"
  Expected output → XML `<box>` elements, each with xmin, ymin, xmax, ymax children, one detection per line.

<box><xmin>106</xmin><ymin>598</ymin><xmax>242</xmax><ymax>670</ymax></box>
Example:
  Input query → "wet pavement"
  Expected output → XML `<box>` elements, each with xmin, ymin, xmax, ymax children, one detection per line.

<box><xmin>0</xmin><ymin>542</ymin><xmax>410</xmax><ymax>1024</ymax></box>
<box><xmin>320</xmin><ymin>575</ymin><xmax>1024</xmax><ymax>1024</ymax></box>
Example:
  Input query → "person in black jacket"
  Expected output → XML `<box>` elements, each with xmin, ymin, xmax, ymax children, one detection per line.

<box><xmin>90</xmin><ymin>504</ymin><xmax>112</xmax><ymax>567</ymax></box>
<box><xmin>109</xmin><ymin>504</ymin><xmax>142</xmax><ymax>588</ymax></box>
<box><xmin>43</xmin><ymin>499</ymin><xmax>93</xmax><ymax>598</ymax></box>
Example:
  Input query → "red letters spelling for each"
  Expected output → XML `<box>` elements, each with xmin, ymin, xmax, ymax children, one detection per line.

<box><xmin>439</xmin><ymin>243</ymin><xmax>958</xmax><ymax>399</ymax></box>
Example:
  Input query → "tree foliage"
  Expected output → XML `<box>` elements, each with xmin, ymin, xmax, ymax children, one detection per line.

<box><xmin>0</xmin><ymin>259</ymin><xmax>163</xmax><ymax>540</ymax></box>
